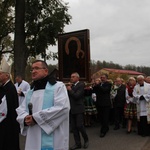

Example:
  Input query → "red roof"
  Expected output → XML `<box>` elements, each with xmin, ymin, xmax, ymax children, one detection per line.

<box><xmin>102</xmin><ymin>68</ymin><xmax>144</xmax><ymax>75</ymax></box>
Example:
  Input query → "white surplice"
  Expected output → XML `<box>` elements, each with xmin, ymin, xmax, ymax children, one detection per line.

<box><xmin>15</xmin><ymin>80</ymin><xmax>30</xmax><ymax>105</ymax></box>
<box><xmin>133</xmin><ymin>82</ymin><xmax>150</xmax><ymax>122</ymax></box>
<box><xmin>0</xmin><ymin>96</ymin><xmax>7</xmax><ymax>122</ymax></box>
<box><xmin>16</xmin><ymin>82</ymin><xmax>70</xmax><ymax>150</ymax></box>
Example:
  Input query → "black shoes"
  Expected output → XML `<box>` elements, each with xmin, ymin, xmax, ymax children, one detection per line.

<box><xmin>83</xmin><ymin>140</ymin><xmax>89</xmax><ymax>149</ymax></box>
<box><xmin>70</xmin><ymin>144</ymin><xmax>81</xmax><ymax>150</ymax></box>
<box><xmin>70</xmin><ymin>141</ymin><xmax>89</xmax><ymax>150</ymax></box>
<box><xmin>100</xmin><ymin>128</ymin><xmax>109</xmax><ymax>138</ymax></box>
<box><xmin>127</xmin><ymin>130</ymin><xmax>132</xmax><ymax>134</ymax></box>
<box><xmin>100</xmin><ymin>132</ymin><xmax>106</xmax><ymax>138</ymax></box>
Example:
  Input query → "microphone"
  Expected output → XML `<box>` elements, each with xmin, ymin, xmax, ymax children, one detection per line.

<box><xmin>28</xmin><ymin>102</ymin><xmax>33</xmax><ymax>115</ymax></box>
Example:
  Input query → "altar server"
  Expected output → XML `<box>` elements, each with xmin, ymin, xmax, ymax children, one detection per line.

<box><xmin>15</xmin><ymin>75</ymin><xmax>30</xmax><ymax>105</ymax></box>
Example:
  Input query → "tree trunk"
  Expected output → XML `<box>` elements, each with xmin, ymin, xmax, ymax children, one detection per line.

<box><xmin>14</xmin><ymin>0</ymin><xmax>28</xmax><ymax>79</ymax></box>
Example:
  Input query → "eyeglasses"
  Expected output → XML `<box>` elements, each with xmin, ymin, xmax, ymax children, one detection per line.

<box><xmin>30</xmin><ymin>67</ymin><xmax>46</xmax><ymax>72</ymax></box>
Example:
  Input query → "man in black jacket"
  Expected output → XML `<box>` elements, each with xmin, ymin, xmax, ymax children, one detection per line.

<box><xmin>113</xmin><ymin>77</ymin><xmax>126</xmax><ymax>130</ymax></box>
<box><xmin>93</xmin><ymin>74</ymin><xmax>112</xmax><ymax>138</ymax></box>
<box><xmin>67</xmin><ymin>72</ymin><xmax>89</xmax><ymax>150</ymax></box>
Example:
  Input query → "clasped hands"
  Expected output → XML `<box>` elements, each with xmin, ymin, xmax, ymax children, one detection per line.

<box><xmin>66</xmin><ymin>85</ymin><xmax>72</xmax><ymax>91</ymax></box>
<box><xmin>139</xmin><ymin>95</ymin><xmax>145</xmax><ymax>101</ymax></box>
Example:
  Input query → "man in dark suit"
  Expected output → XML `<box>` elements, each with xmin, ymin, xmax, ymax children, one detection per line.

<box><xmin>67</xmin><ymin>72</ymin><xmax>89</xmax><ymax>150</ymax></box>
<box><xmin>113</xmin><ymin>77</ymin><xmax>126</xmax><ymax>130</ymax></box>
<box><xmin>93</xmin><ymin>74</ymin><xmax>112</xmax><ymax>138</ymax></box>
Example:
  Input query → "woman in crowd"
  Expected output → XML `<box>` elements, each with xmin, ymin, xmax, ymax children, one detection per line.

<box><xmin>84</xmin><ymin>81</ymin><xmax>97</xmax><ymax>127</ymax></box>
<box><xmin>124</xmin><ymin>77</ymin><xmax>137</xmax><ymax>133</ymax></box>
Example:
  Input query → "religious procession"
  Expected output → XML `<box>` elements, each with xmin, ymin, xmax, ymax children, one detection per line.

<box><xmin>1</xmin><ymin>1</ymin><xmax>150</xmax><ymax>150</ymax></box>
<box><xmin>1</xmin><ymin>55</ymin><xmax>150</xmax><ymax>150</ymax></box>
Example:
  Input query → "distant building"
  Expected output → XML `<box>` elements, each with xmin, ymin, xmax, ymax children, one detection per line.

<box><xmin>92</xmin><ymin>68</ymin><xmax>145</xmax><ymax>80</ymax></box>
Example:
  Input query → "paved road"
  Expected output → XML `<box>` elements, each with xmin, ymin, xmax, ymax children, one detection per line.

<box><xmin>20</xmin><ymin>123</ymin><xmax>150</xmax><ymax>150</ymax></box>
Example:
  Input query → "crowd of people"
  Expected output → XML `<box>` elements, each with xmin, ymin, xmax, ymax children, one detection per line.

<box><xmin>82</xmin><ymin>74</ymin><xmax>150</xmax><ymax>139</ymax></box>
<box><xmin>0</xmin><ymin>57</ymin><xmax>150</xmax><ymax>150</ymax></box>
<box><xmin>66</xmin><ymin>72</ymin><xmax>150</xmax><ymax>149</ymax></box>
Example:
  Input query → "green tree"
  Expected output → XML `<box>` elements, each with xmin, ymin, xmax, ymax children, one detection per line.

<box><xmin>96</xmin><ymin>60</ymin><xmax>102</xmax><ymax>70</ymax></box>
<box><xmin>0</xmin><ymin>0</ymin><xmax>14</xmax><ymax>58</ymax></box>
<box><xmin>14</xmin><ymin>0</ymin><xmax>71</xmax><ymax>78</ymax></box>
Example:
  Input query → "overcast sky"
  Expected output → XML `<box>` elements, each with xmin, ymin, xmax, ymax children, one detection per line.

<box><xmin>51</xmin><ymin>0</ymin><xmax>150</xmax><ymax>67</ymax></box>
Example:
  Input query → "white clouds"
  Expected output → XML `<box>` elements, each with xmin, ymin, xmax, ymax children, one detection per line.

<box><xmin>61</xmin><ymin>0</ymin><xmax>150</xmax><ymax>67</ymax></box>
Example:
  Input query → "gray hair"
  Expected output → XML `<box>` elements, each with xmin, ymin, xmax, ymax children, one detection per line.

<box><xmin>137</xmin><ymin>75</ymin><xmax>144</xmax><ymax>79</ymax></box>
<box><xmin>146</xmin><ymin>76</ymin><xmax>150</xmax><ymax>79</ymax></box>
<box><xmin>71</xmin><ymin>72</ymin><xmax>80</xmax><ymax>78</ymax></box>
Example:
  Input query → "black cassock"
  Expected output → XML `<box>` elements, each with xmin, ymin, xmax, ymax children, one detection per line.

<box><xmin>0</xmin><ymin>81</ymin><xmax>20</xmax><ymax>150</ymax></box>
